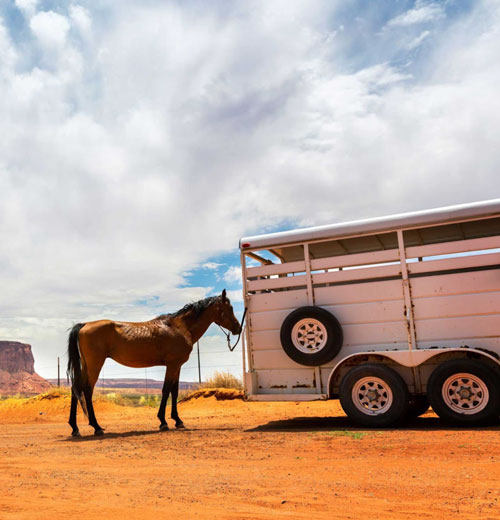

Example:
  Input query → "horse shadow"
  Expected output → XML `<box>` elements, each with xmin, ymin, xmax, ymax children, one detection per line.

<box><xmin>60</xmin><ymin>425</ymin><xmax>241</xmax><ymax>441</ymax></box>
<box><xmin>61</xmin><ymin>429</ymin><xmax>169</xmax><ymax>442</ymax></box>
<box><xmin>245</xmin><ymin>415</ymin><xmax>500</xmax><ymax>433</ymax></box>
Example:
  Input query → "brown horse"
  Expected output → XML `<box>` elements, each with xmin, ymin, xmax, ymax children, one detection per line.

<box><xmin>67</xmin><ymin>289</ymin><xmax>241</xmax><ymax>436</ymax></box>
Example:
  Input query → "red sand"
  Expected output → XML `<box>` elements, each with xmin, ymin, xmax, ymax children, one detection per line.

<box><xmin>1</xmin><ymin>393</ymin><xmax>499</xmax><ymax>519</ymax></box>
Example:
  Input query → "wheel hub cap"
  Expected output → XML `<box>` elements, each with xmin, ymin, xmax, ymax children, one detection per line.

<box><xmin>459</xmin><ymin>386</ymin><xmax>472</xmax><ymax>399</ymax></box>
<box><xmin>291</xmin><ymin>319</ymin><xmax>328</xmax><ymax>354</ymax></box>
<box><xmin>367</xmin><ymin>390</ymin><xmax>380</xmax><ymax>401</ymax></box>
<box><xmin>352</xmin><ymin>377</ymin><xmax>393</xmax><ymax>416</ymax></box>
<box><xmin>442</xmin><ymin>373</ymin><xmax>489</xmax><ymax>415</ymax></box>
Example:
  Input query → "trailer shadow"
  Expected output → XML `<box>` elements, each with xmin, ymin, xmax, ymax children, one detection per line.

<box><xmin>246</xmin><ymin>416</ymin><xmax>500</xmax><ymax>433</ymax></box>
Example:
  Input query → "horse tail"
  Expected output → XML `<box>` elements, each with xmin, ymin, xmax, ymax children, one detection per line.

<box><xmin>67</xmin><ymin>323</ymin><xmax>88</xmax><ymax>417</ymax></box>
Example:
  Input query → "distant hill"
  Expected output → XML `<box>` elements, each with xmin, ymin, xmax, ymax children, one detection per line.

<box><xmin>47</xmin><ymin>378</ymin><xmax>199</xmax><ymax>391</ymax></box>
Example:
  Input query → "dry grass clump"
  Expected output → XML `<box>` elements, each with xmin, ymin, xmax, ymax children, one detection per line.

<box><xmin>0</xmin><ymin>395</ymin><xmax>30</xmax><ymax>411</ymax></box>
<box><xmin>179</xmin><ymin>371</ymin><xmax>244</xmax><ymax>402</ymax></box>
<box><xmin>0</xmin><ymin>387</ymin><xmax>68</xmax><ymax>408</ymax></box>
<box><xmin>180</xmin><ymin>388</ymin><xmax>244</xmax><ymax>403</ymax></box>
<box><xmin>31</xmin><ymin>387</ymin><xmax>70</xmax><ymax>400</ymax></box>
<box><xmin>201</xmin><ymin>371</ymin><xmax>243</xmax><ymax>390</ymax></box>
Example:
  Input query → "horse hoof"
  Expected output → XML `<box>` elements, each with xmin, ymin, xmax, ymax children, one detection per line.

<box><xmin>175</xmin><ymin>423</ymin><xmax>186</xmax><ymax>429</ymax></box>
<box><xmin>71</xmin><ymin>430</ymin><xmax>81</xmax><ymax>437</ymax></box>
<box><xmin>94</xmin><ymin>428</ymin><xmax>105</xmax><ymax>436</ymax></box>
<box><xmin>159</xmin><ymin>424</ymin><xmax>169</xmax><ymax>432</ymax></box>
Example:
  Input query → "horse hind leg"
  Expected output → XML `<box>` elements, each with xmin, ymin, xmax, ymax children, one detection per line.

<box><xmin>83</xmin><ymin>385</ymin><xmax>104</xmax><ymax>436</ymax></box>
<box><xmin>83</xmin><ymin>356</ymin><xmax>106</xmax><ymax>436</ymax></box>
<box><xmin>68</xmin><ymin>388</ymin><xmax>80</xmax><ymax>437</ymax></box>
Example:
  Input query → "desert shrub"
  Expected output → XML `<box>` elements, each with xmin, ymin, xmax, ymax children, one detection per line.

<box><xmin>201</xmin><ymin>371</ymin><xmax>243</xmax><ymax>390</ymax></box>
<box><xmin>32</xmin><ymin>387</ymin><xmax>70</xmax><ymax>400</ymax></box>
<box><xmin>138</xmin><ymin>394</ymin><xmax>161</xmax><ymax>407</ymax></box>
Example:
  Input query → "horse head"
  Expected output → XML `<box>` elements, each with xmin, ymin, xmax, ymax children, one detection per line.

<box><xmin>214</xmin><ymin>289</ymin><xmax>241</xmax><ymax>335</ymax></box>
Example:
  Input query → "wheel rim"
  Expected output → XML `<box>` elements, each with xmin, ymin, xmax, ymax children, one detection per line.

<box><xmin>291</xmin><ymin>318</ymin><xmax>328</xmax><ymax>354</ymax></box>
<box><xmin>352</xmin><ymin>377</ymin><xmax>393</xmax><ymax>415</ymax></box>
<box><xmin>441</xmin><ymin>373</ymin><xmax>489</xmax><ymax>415</ymax></box>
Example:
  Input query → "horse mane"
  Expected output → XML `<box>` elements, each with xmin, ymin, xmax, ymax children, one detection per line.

<box><xmin>157</xmin><ymin>296</ymin><xmax>219</xmax><ymax>321</ymax></box>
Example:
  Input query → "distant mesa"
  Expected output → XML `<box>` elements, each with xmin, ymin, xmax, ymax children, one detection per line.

<box><xmin>0</xmin><ymin>341</ymin><xmax>51</xmax><ymax>395</ymax></box>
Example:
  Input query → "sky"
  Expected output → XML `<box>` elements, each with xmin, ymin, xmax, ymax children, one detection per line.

<box><xmin>1</xmin><ymin>0</ymin><xmax>500</xmax><ymax>382</ymax></box>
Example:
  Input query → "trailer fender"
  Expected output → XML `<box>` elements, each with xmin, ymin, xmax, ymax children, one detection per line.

<box><xmin>327</xmin><ymin>348</ymin><xmax>500</xmax><ymax>398</ymax></box>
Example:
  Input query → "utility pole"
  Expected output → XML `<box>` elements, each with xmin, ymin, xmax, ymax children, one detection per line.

<box><xmin>197</xmin><ymin>341</ymin><xmax>201</xmax><ymax>384</ymax></box>
<box><xmin>57</xmin><ymin>357</ymin><xmax>60</xmax><ymax>387</ymax></box>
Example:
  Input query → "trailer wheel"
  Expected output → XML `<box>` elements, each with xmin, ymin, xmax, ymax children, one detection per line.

<box><xmin>427</xmin><ymin>359</ymin><xmax>500</xmax><ymax>426</ymax></box>
<box><xmin>406</xmin><ymin>395</ymin><xmax>429</xmax><ymax>419</ymax></box>
<box><xmin>339</xmin><ymin>364</ymin><xmax>409</xmax><ymax>427</ymax></box>
<box><xmin>280</xmin><ymin>306</ymin><xmax>343</xmax><ymax>366</ymax></box>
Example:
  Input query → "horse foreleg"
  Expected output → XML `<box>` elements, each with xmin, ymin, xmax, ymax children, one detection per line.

<box><xmin>157</xmin><ymin>375</ymin><xmax>173</xmax><ymax>431</ymax></box>
<box><xmin>170</xmin><ymin>379</ymin><xmax>185</xmax><ymax>429</ymax></box>
<box><xmin>68</xmin><ymin>388</ymin><xmax>80</xmax><ymax>437</ymax></box>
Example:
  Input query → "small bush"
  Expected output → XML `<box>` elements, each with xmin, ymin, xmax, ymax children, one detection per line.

<box><xmin>201</xmin><ymin>371</ymin><xmax>243</xmax><ymax>390</ymax></box>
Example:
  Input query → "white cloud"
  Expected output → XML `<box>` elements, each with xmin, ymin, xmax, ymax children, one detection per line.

<box><xmin>223</xmin><ymin>266</ymin><xmax>242</xmax><ymax>284</ymax></box>
<box><xmin>0</xmin><ymin>21</ymin><xmax>17</xmax><ymax>71</ymax></box>
<box><xmin>1</xmin><ymin>0</ymin><xmax>500</xmax><ymax>379</ymax></box>
<box><xmin>69</xmin><ymin>5</ymin><xmax>92</xmax><ymax>40</ymax></box>
<box><xmin>30</xmin><ymin>11</ymin><xmax>70</xmax><ymax>49</ymax></box>
<box><xmin>406</xmin><ymin>30</ymin><xmax>431</xmax><ymax>49</ymax></box>
<box><xmin>226</xmin><ymin>290</ymin><xmax>244</xmax><ymax>304</ymax></box>
<box><xmin>387</xmin><ymin>1</ymin><xmax>445</xmax><ymax>28</ymax></box>
<box><xmin>15</xmin><ymin>0</ymin><xmax>38</xmax><ymax>18</ymax></box>
<box><xmin>202</xmin><ymin>262</ymin><xmax>223</xmax><ymax>270</ymax></box>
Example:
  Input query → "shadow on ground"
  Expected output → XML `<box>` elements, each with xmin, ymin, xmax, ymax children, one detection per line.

<box><xmin>246</xmin><ymin>416</ymin><xmax>500</xmax><ymax>433</ymax></box>
<box><xmin>59</xmin><ymin>425</ymin><xmax>242</xmax><ymax>440</ymax></box>
<box><xmin>60</xmin><ymin>429</ymin><xmax>172</xmax><ymax>442</ymax></box>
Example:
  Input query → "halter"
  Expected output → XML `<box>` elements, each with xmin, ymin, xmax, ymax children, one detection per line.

<box><xmin>218</xmin><ymin>307</ymin><xmax>248</xmax><ymax>352</ymax></box>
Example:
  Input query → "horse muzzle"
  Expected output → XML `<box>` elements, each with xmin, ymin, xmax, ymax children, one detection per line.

<box><xmin>231</xmin><ymin>325</ymin><xmax>242</xmax><ymax>335</ymax></box>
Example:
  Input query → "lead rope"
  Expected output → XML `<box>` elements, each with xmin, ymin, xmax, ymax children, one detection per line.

<box><xmin>218</xmin><ymin>307</ymin><xmax>248</xmax><ymax>352</ymax></box>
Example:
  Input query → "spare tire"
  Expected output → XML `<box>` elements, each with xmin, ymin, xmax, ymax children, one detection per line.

<box><xmin>280</xmin><ymin>306</ymin><xmax>343</xmax><ymax>366</ymax></box>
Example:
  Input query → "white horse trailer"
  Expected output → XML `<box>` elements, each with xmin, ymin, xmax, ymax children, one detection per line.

<box><xmin>239</xmin><ymin>199</ymin><xmax>500</xmax><ymax>426</ymax></box>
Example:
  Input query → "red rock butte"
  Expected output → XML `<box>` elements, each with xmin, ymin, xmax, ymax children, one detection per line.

<box><xmin>0</xmin><ymin>341</ymin><xmax>51</xmax><ymax>395</ymax></box>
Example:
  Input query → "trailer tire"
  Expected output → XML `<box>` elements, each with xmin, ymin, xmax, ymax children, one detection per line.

<box><xmin>428</xmin><ymin>359</ymin><xmax>500</xmax><ymax>426</ymax></box>
<box><xmin>280</xmin><ymin>306</ymin><xmax>343</xmax><ymax>366</ymax></box>
<box><xmin>339</xmin><ymin>364</ymin><xmax>409</xmax><ymax>427</ymax></box>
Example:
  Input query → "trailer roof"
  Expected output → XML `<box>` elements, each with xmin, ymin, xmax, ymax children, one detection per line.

<box><xmin>240</xmin><ymin>198</ymin><xmax>500</xmax><ymax>250</ymax></box>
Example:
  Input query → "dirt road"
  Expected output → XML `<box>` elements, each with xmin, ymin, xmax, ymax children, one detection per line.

<box><xmin>1</xmin><ymin>394</ymin><xmax>499</xmax><ymax>519</ymax></box>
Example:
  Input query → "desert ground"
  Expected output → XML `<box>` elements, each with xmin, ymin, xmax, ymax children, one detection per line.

<box><xmin>1</xmin><ymin>391</ymin><xmax>499</xmax><ymax>520</ymax></box>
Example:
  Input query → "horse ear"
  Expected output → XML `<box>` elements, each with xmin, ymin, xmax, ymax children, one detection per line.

<box><xmin>222</xmin><ymin>289</ymin><xmax>227</xmax><ymax>301</ymax></box>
